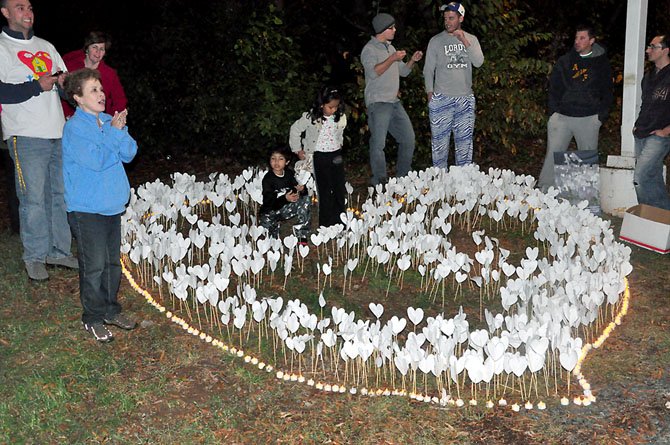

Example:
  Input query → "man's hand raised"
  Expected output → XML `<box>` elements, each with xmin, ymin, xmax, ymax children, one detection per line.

<box><xmin>37</xmin><ymin>74</ymin><xmax>58</xmax><ymax>92</ymax></box>
<box><xmin>392</xmin><ymin>50</ymin><xmax>407</xmax><ymax>61</ymax></box>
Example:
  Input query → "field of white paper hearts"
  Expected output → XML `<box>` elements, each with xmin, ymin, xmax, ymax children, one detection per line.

<box><xmin>121</xmin><ymin>165</ymin><xmax>632</xmax><ymax>410</ymax></box>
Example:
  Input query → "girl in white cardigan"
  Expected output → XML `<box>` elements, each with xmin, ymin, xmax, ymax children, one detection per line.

<box><xmin>289</xmin><ymin>87</ymin><xmax>347</xmax><ymax>227</ymax></box>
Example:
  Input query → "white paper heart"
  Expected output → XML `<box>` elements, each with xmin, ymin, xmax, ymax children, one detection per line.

<box><xmin>407</xmin><ymin>307</ymin><xmax>424</xmax><ymax>326</ymax></box>
<box><xmin>369</xmin><ymin>303</ymin><xmax>384</xmax><ymax>319</ymax></box>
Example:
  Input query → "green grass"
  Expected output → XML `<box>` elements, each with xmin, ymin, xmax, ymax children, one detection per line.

<box><xmin>1</xmin><ymin>222</ymin><xmax>669</xmax><ymax>443</ymax></box>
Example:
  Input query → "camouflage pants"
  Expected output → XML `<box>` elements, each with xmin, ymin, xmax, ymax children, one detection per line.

<box><xmin>259</xmin><ymin>195</ymin><xmax>311</xmax><ymax>238</ymax></box>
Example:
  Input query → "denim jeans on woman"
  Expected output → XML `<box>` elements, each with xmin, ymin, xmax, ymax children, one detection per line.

<box><xmin>634</xmin><ymin>135</ymin><xmax>670</xmax><ymax>210</ymax></box>
<box><xmin>67</xmin><ymin>211</ymin><xmax>122</xmax><ymax>324</ymax></box>
<box><xmin>8</xmin><ymin>136</ymin><xmax>72</xmax><ymax>262</ymax></box>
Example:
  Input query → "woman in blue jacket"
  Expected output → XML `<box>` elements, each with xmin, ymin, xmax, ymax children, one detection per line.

<box><xmin>62</xmin><ymin>68</ymin><xmax>138</xmax><ymax>342</ymax></box>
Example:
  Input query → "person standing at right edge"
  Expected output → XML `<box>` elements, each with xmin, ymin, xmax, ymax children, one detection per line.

<box><xmin>424</xmin><ymin>2</ymin><xmax>484</xmax><ymax>169</ymax></box>
<box><xmin>537</xmin><ymin>25</ymin><xmax>613</xmax><ymax>191</ymax></box>
<box><xmin>361</xmin><ymin>13</ymin><xmax>423</xmax><ymax>186</ymax></box>
<box><xmin>633</xmin><ymin>34</ymin><xmax>670</xmax><ymax>210</ymax></box>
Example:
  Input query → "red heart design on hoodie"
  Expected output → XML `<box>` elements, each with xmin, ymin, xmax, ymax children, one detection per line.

<box><xmin>17</xmin><ymin>50</ymin><xmax>53</xmax><ymax>77</ymax></box>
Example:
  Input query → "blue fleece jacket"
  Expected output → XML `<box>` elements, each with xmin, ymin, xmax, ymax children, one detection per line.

<box><xmin>62</xmin><ymin>108</ymin><xmax>137</xmax><ymax>215</ymax></box>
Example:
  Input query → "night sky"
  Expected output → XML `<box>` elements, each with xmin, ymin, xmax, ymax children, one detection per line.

<box><xmin>25</xmin><ymin>0</ymin><xmax>150</xmax><ymax>56</ymax></box>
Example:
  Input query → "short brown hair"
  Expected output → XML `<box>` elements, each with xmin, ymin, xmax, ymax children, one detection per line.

<box><xmin>84</xmin><ymin>31</ymin><xmax>111</xmax><ymax>52</ymax></box>
<box><xmin>63</xmin><ymin>68</ymin><xmax>101</xmax><ymax>103</ymax></box>
<box><xmin>576</xmin><ymin>24</ymin><xmax>596</xmax><ymax>39</ymax></box>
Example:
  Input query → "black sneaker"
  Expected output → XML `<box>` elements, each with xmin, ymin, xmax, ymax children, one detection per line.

<box><xmin>83</xmin><ymin>322</ymin><xmax>114</xmax><ymax>342</ymax></box>
<box><xmin>103</xmin><ymin>313</ymin><xmax>137</xmax><ymax>330</ymax></box>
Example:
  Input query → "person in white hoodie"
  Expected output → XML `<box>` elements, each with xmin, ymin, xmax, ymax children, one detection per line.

<box><xmin>423</xmin><ymin>2</ymin><xmax>484</xmax><ymax>169</ymax></box>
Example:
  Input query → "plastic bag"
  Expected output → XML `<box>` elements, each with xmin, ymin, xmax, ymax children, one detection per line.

<box><xmin>553</xmin><ymin>150</ymin><xmax>600</xmax><ymax>214</ymax></box>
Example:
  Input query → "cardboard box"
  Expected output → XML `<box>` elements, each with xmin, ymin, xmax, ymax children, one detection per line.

<box><xmin>620</xmin><ymin>204</ymin><xmax>670</xmax><ymax>254</ymax></box>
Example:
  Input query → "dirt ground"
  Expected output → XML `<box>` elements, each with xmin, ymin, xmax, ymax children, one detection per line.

<box><xmin>1</xmin><ymin>143</ymin><xmax>669</xmax><ymax>443</ymax></box>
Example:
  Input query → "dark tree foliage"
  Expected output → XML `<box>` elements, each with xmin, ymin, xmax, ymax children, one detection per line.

<box><xmin>117</xmin><ymin>1</ymin><xmax>256</xmax><ymax>156</ymax></box>
<box><xmin>29</xmin><ymin>0</ymin><xmax>670</xmax><ymax>165</ymax></box>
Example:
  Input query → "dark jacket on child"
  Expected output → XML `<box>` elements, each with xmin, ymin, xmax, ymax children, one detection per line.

<box><xmin>260</xmin><ymin>169</ymin><xmax>306</xmax><ymax>214</ymax></box>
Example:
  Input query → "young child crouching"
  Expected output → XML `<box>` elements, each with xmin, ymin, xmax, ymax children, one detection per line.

<box><xmin>259</xmin><ymin>147</ymin><xmax>311</xmax><ymax>243</ymax></box>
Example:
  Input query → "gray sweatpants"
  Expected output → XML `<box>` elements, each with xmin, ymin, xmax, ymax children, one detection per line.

<box><xmin>537</xmin><ymin>113</ymin><xmax>601</xmax><ymax>190</ymax></box>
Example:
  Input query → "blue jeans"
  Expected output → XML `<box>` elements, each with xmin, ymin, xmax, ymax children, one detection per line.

<box><xmin>367</xmin><ymin>101</ymin><xmax>415</xmax><ymax>185</ymax></box>
<box><xmin>68</xmin><ymin>211</ymin><xmax>122</xmax><ymax>323</ymax></box>
<box><xmin>1</xmin><ymin>145</ymin><xmax>20</xmax><ymax>233</ymax></box>
<box><xmin>634</xmin><ymin>135</ymin><xmax>670</xmax><ymax>210</ymax></box>
<box><xmin>8</xmin><ymin>136</ymin><xmax>72</xmax><ymax>262</ymax></box>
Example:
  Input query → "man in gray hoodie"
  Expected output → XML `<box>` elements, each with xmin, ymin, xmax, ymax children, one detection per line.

<box><xmin>361</xmin><ymin>12</ymin><xmax>423</xmax><ymax>186</ymax></box>
<box><xmin>538</xmin><ymin>25</ymin><xmax>613</xmax><ymax>190</ymax></box>
<box><xmin>423</xmin><ymin>2</ymin><xmax>484</xmax><ymax>169</ymax></box>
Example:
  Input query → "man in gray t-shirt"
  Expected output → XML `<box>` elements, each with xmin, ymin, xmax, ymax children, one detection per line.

<box><xmin>361</xmin><ymin>13</ymin><xmax>423</xmax><ymax>186</ymax></box>
<box><xmin>423</xmin><ymin>2</ymin><xmax>484</xmax><ymax>168</ymax></box>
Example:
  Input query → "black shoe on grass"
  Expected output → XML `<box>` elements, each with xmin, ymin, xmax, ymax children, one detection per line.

<box><xmin>84</xmin><ymin>322</ymin><xmax>114</xmax><ymax>342</ymax></box>
<box><xmin>103</xmin><ymin>313</ymin><xmax>137</xmax><ymax>330</ymax></box>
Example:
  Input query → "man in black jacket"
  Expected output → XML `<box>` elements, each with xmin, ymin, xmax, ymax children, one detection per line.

<box><xmin>633</xmin><ymin>34</ymin><xmax>670</xmax><ymax>210</ymax></box>
<box><xmin>537</xmin><ymin>25</ymin><xmax>613</xmax><ymax>190</ymax></box>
